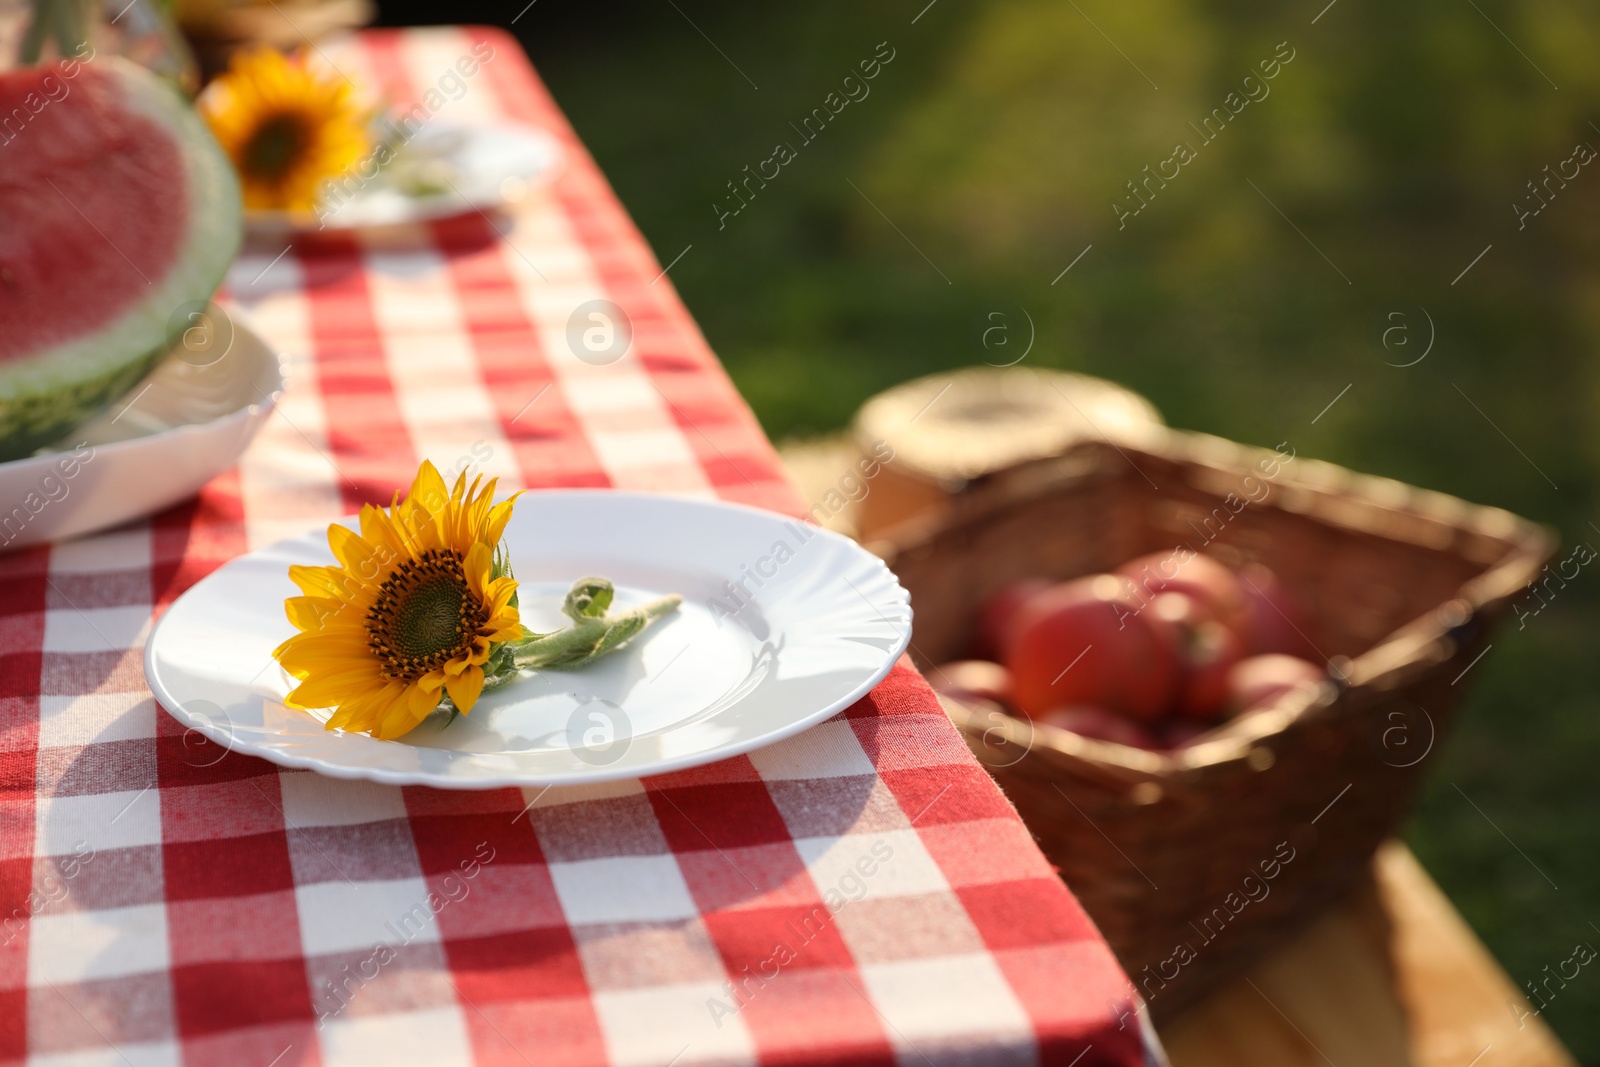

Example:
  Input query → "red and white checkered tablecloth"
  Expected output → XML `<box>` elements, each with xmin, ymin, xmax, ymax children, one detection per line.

<box><xmin>0</xmin><ymin>27</ymin><xmax>1156</xmax><ymax>1067</ymax></box>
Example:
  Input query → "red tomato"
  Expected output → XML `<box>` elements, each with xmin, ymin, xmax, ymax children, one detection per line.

<box><xmin>1117</xmin><ymin>551</ymin><xmax>1250</xmax><ymax>643</ymax></box>
<box><xmin>1147</xmin><ymin>592</ymin><xmax>1244</xmax><ymax>720</ymax></box>
<box><xmin>1161</xmin><ymin>720</ymin><xmax>1212</xmax><ymax>749</ymax></box>
<box><xmin>1226</xmin><ymin>654</ymin><xmax>1324</xmax><ymax>712</ymax></box>
<box><xmin>1039</xmin><ymin>705</ymin><xmax>1160</xmax><ymax>749</ymax></box>
<box><xmin>1236</xmin><ymin>562</ymin><xmax>1319</xmax><ymax>658</ymax></box>
<box><xmin>972</xmin><ymin>578</ymin><xmax>1052</xmax><ymax>660</ymax></box>
<box><xmin>928</xmin><ymin>660</ymin><xmax>1013</xmax><ymax>707</ymax></box>
<box><xmin>1005</xmin><ymin>575</ymin><xmax>1179</xmax><ymax>721</ymax></box>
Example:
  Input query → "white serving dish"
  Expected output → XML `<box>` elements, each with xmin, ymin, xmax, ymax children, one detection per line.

<box><xmin>0</xmin><ymin>304</ymin><xmax>283</xmax><ymax>551</ymax></box>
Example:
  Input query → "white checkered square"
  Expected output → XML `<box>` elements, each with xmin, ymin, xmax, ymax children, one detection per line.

<box><xmin>561</xmin><ymin>376</ymin><xmax>659</xmax><ymax>414</ymax></box>
<box><xmin>296</xmin><ymin>878</ymin><xmax>440</xmax><ymax>956</ymax></box>
<box><xmin>49</xmin><ymin>528</ymin><xmax>151</xmax><ymax>574</ymax></box>
<box><xmin>319</xmin><ymin>1005</ymin><xmax>474</xmax><ymax>1067</ymax></box>
<box><xmin>39</xmin><ymin>693</ymin><xmax>157</xmax><ymax>749</ymax></box>
<box><xmin>548</xmin><ymin>854</ymin><xmax>698</xmax><ymax>925</ymax></box>
<box><xmin>857</xmin><ymin>953</ymin><xmax>1034</xmax><ymax>1055</ymax></box>
<box><xmin>522</xmin><ymin>778</ymin><xmax>645</xmax><ymax>815</ymax></box>
<box><xmin>42</xmin><ymin>606</ymin><xmax>152</xmax><ymax>653</ymax></box>
<box><xmin>28</xmin><ymin>903</ymin><xmax>170</xmax><ymax>984</ymax></box>
<box><xmin>591</xmin><ymin>982</ymin><xmax>756</xmax><ymax>1067</ymax></box>
<box><xmin>748</xmin><ymin>719</ymin><xmax>875</xmax><ymax>780</ymax></box>
<box><xmin>37</xmin><ymin>787</ymin><xmax>161</xmax><ymax>857</ymax></box>
<box><xmin>28</xmin><ymin>1039</ymin><xmax>182</xmax><ymax>1067</ymax></box>
<box><xmin>586</xmin><ymin>429</ymin><xmax>701</xmax><ymax>473</ymax></box>
<box><xmin>794</xmin><ymin>829</ymin><xmax>949</xmax><ymax>902</ymax></box>
<box><xmin>280</xmin><ymin>771</ymin><xmax>409</xmax><ymax>828</ymax></box>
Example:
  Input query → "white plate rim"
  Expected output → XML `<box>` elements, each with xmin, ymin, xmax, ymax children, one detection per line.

<box><xmin>144</xmin><ymin>491</ymin><xmax>913</xmax><ymax>788</ymax></box>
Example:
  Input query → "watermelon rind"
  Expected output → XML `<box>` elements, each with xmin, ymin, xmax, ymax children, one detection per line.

<box><xmin>0</xmin><ymin>58</ymin><xmax>243</xmax><ymax>461</ymax></box>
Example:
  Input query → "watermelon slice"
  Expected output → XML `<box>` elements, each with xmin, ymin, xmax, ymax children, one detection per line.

<box><xmin>0</xmin><ymin>58</ymin><xmax>241</xmax><ymax>461</ymax></box>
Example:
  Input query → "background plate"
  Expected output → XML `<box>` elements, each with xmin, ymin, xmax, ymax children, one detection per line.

<box><xmin>145</xmin><ymin>491</ymin><xmax>913</xmax><ymax>787</ymax></box>
<box><xmin>244</xmin><ymin>121</ymin><xmax>562</xmax><ymax>234</ymax></box>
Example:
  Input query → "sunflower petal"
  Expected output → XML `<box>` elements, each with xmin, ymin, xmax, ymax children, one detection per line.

<box><xmin>285</xmin><ymin>664</ymin><xmax>383</xmax><ymax>710</ymax></box>
<box><xmin>484</xmin><ymin>493</ymin><xmax>522</xmax><ymax>545</ymax></box>
<box><xmin>328</xmin><ymin>681</ymin><xmax>405</xmax><ymax>733</ymax></box>
<box><xmin>444</xmin><ymin>665</ymin><xmax>485</xmax><ymax>715</ymax></box>
<box><xmin>463</xmin><ymin>542</ymin><xmax>494</xmax><ymax>599</ymax></box>
<box><xmin>326</xmin><ymin>523</ymin><xmax>381</xmax><ymax>577</ymax></box>
<box><xmin>373</xmin><ymin>678</ymin><xmax>444</xmax><ymax>740</ymax></box>
<box><xmin>410</xmin><ymin>461</ymin><xmax>450</xmax><ymax>517</ymax></box>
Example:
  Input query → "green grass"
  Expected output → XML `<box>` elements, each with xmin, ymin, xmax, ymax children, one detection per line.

<box><xmin>517</xmin><ymin>0</ymin><xmax>1600</xmax><ymax>1056</ymax></box>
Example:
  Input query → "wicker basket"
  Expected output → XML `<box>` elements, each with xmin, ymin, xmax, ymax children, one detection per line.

<box><xmin>877</xmin><ymin>429</ymin><xmax>1553</xmax><ymax>1017</ymax></box>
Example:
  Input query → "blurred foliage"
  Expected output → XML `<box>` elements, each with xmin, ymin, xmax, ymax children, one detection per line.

<box><xmin>511</xmin><ymin>0</ymin><xmax>1600</xmax><ymax>1056</ymax></box>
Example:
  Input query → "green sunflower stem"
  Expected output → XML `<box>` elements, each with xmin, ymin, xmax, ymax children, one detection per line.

<box><xmin>508</xmin><ymin>580</ymin><xmax>681</xmax><ymax>673</ymax></box>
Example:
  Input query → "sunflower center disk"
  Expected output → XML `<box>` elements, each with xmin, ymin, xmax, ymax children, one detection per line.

<box><xmin>365</xmin><ymin>549</ymin><xmax>487</xmax><ymax>681</ymax></box>
<box><xmin>243</xmin><ymin>113</ymin><xmax>309</xmax><ymax>181</ymax></box>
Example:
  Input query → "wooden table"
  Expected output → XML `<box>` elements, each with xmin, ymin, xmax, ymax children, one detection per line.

<box><xmin>1157</xmin><ymin>842</ymin><xmax>1576</xmax><ymax>1067</ymax></box>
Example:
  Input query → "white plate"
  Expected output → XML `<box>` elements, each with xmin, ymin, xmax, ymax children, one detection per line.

<box><xmin>0</xmin><ymin>305</ymin><xmax>283</xmax><ymax>551</ymax></box>
<box><xmin>245</xmin><ymin>121</ymin><xmax>563</xmax><ymax>235</ymax></box>
<box><xmin>146</xmin><ymin>492</ymin><xmax>913</xmax><ymax>788</ymax></box>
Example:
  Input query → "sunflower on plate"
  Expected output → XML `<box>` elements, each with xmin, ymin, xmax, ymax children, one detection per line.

<box><xmin>273</xmin><ymin>461</ymin><xmax>681</xmax><ymax>740</ymax></box>
<box><xmin>199</xmin><ymin>46</ymin><xmax>369</xmax><ymax>212</ymax></box>
<box><xmin>274</xmin><ymin>462</ymin><xmax>523</xmax><ymax>739</ymax></box>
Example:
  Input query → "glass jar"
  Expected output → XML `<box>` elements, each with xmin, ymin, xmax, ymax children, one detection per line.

<box><xmin>0</xmin><ymin>0</ymin><xmax>198</xmax><ymax>93</ymax></box>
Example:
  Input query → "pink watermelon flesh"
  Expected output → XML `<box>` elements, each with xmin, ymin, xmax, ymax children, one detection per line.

<box><xmin>0</xmin><ymin>58</ymin><xmax>240</xmax><ymax>461</ymax></box>
<box><xmin>0</xmin><ymin>64</ymin><xmax>188</xmax><ymax>360</ymax></box>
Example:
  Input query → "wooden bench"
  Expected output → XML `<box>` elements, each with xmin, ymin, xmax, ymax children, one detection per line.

<box><xmin>1158</xmin><ymin>842</ymin><xmax>1575</xmax><ymax>1067</ymax></box>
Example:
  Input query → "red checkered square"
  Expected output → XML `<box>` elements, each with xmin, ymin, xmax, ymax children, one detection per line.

<box><xmin>916</xmin><ymin>819</ymin><xmax>1059</xmax><ymax>888</ymax></box>
<box><xmin>154</xmin><ymin>725</ymin><xmax>284</xmax><ymax>788</ymax></box>
<box><xmin>159</xmin><ymin>777</ymin><xmax>295</xmax><ymax>843</ymax></box>
<box><xmin>648</xmin><ymin>780</ymin><xmax>793</xmax><ymax>852</ymax></box>
<box><xmin>168</xmin><ymin>890</ymin><xmax>304</xmax><ymax>966</ymax></box>
<box><xmin>730</xmin><ymin>967</ymin><xmax>893</xmax><ymax>1063</ymax></box>
<box><xmin>172</xmin><ymin>958</ymin><xmax>315</xmax><ymax>1037</ymax></box>
<box><xmin>423</xmin><ymin>861</ymin><xmax>568</xmax><ymax>940</ymax></box>
<box><xmin>0</xmin><ymin>652</ymin><xmax>43</xmax><ymax>701</ymax></box>
<box><xmin>459</xmin><ymin>998</ymin><xmax>606</xmax><ymax>1067</ymax></box>
<box><xmin>992</xmin><ymin>944</ymin><xmax>1141</xmax><ymax>1061</ymax></box>
<box><xmin>0</xmin><ymin>985</ymin><xmax>24</xmax><ymax>1060</ymax></box>
<box><xmin>406</xmin><ymin>811</ymin><xmax>545</xmax><ymax>875</ymax></box>
<box><xmin>447</xmin><ymin>926</ymin><xmax>589</xmax><ymax>1002</ymax></box>
<box><xmin>175</xmin><ymin>1021</ymin><xmax>315</xmax><ymax>1067</ymax></box>
<box><xmin>0</xmin><ymin>796</ymin><xmax>34</xmax><ymax>857</ymax></box>
<box><xmin>850</xmin><ymin>713</ymin><xmax>978</xmax><ymax>773</ymax></box>
<box><xmin>0</xmin><ymin>616</ymin><xmax>44</xmax><ymax>664</ymax></box>
<box><xmin>879</xmin><ymin>764</ymin><xmax>1023</xmax><ymax>828</ymax></box>
<box><xmin>703</xmin><ymin>904</ymin><xmax>857</xmax><ymax>973</ymax></box>
<box><xmin>164</xmin><ymin>830</ymin><xmax>296</xmax><ymax>900</ymax></box>
<box><xmin>675</xmin><ymin>842</ymin><xmax>819</xmax><ymax>913</ymax></box>
<box><xmin>643</xmin><ymin>753</ymin><xmax>764</xmax><ymax>789</ymax></box>
<box><xmin>958</xmin><ymin>880</ymin><xmax>1106</xmax><ymax>952</ymax></box>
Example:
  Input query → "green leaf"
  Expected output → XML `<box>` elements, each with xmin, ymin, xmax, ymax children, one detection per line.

<box><xmin>561</xmin><ymin>577</ymin><xmax>615</xmax><ymax>621</ymax></box>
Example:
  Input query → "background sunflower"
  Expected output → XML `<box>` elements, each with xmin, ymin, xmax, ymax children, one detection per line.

<box><xmin>199</xmin><ymin>46</ymin><xmax>368</xmax><ymax>212</ymax></box>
